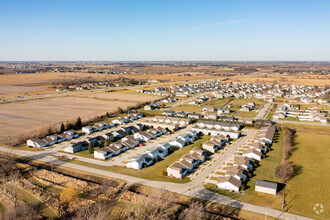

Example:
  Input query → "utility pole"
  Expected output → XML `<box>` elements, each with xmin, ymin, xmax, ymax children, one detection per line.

<box><xmin>282</xmin><ymin>187</ymin><xmax>287</xmax><ymax>210</ymax></box>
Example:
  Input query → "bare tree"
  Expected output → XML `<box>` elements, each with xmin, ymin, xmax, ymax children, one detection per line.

<box><xmin>73</xmin><ymin>202</ymin><xmax>108</xmax><ymax>220</ymax></box>
<box><xmin>1</xmin><ymin>171</ymin><xmax>22</xmax><ymax>216</ymax></box>
<box><xmin>179</xmin><ymin>202</ymin><xmax>210</xmax><ymax>220</ymax></box>
<box><xmin>128</xmin><ymin>188</ymin><xmax>176</xmax><ymax>220</ymax></box>
<box><xmin>4</xmin><ymin>202</ymin><xmax>41</xmax><ymax>220</ymax></box>
<box><xmin>277</xmin><ymin>160</ymin><xmax>294</xmax><ymax>183</ymax></box>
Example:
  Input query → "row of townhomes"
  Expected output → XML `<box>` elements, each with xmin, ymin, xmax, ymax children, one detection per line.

<box><xmin>27</xmin><ymin>130</ymin><xmax>79</xmax><ymax>148</ymax></box>
<box><xmin>93</xmin><ymin>126</ymin><xmax>167</xmax><ymax>160</ymax></box>
<box><xmin>163</xmin><ymin>110</ymin><xmax>237</xmax><ymax>123</ymax></box>
<box><xmin>167</xmin><ymin>147</ymin><xmax>206</xmax><ymax>179</ymax></box>
<box><xmin>274</xmin><ymin>104</ymin><xmax>328</xmax><ymax>123</ymax></box>
<box><xmin>192</xmin><ymin>120</ymin><xmax>241</xmax><ymax>139</ymax></box>
<box><xmin>239</xmin><ymin>101</ymin><xmax>256</xmax><ymax>112</ymax></box>
<box><xmin>82</xmin><ymin>113</ymin><xmax>144</xmax><ymax>134</ymax></box>
<box><xmin>163</xmin><ymin>110</ymin><xmax>203</xmax><ymax>119</ymax></box>
<box><xmin>126</xmin><ymin>130</ymin><xmax>198</xmax><ymax>170</ymax></box>
<box><xmin>64</xmin><ymin>123</ymin><xmax>144</xmax><ymax>154</ymax></box>
<box><xmin>152</xmin><ymin>116</ymin><xmax>192</xmax><ymax>126</ymax></box>
<box><xmin>163</xmin><ymin>82</ymin><xmax>328</xmax><ymax>102</ymax></box>
<box><xmin>216</xmin><ymin>126</ymin><xmax>276</xmax><ymax>192</ymax></box>
<box><xmin>202</xmin><ymin>135</ymin><xmax>230</xmax><ymax>153</ymax></box>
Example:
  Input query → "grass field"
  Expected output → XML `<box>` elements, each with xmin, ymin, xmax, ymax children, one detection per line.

<box><xmin>229</xmin><ymin>98</ymin><xmax>267</xmax><ymax>110</ymax></box>
<box><xmin>281</xmin><ymin>131</ymin><xmax>330</xmax><ymax>219</ymax></box>
<box><xmin>203</xmin><ymin>98</ymin><xmax>230</xmax><ymax>108</ymax></box>
<box><xmin>170</xmin><ymin>104</ymin><xmax>203</xmax><ymax>112</ymax></box>
<box><xmin>205</xmin><ymin>128</ymin><xmax>330</xmax><ymax>219</ymax></box>
<box><xmin>296</xmin><ymin>104</ymin><xmax>329</xmax><ymax>110</ymax></box>
<box><xmin>138</xmin><ymin>109</ymin><xmax>163</xmax><ymax>116</ymax></box>
<box><xmin>229</xmin><ymin>98</ymin><xmax>267</xmax><ymax>118</ymax></box>
<box><xmin>279</xmin><ymin>123</ymin><xmax>330</xmax><ymax>134</ymax></box>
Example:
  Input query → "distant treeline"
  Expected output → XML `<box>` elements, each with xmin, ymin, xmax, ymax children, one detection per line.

<box><xmin>53</xmin><ymin>76</ymin><xmax>145</xmax><ymax>87</ymax></box>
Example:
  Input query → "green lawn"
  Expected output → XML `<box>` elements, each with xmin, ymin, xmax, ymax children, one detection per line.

<box><xmin>55</xmin><ymin>135</ymin><xmax>210</xmax><ymax>183</ymax></box>
<box><xmin>203</xmin><ymin>98</ymin><xmax>230</xmax><ymax>108</ymax></box>
<box><xmin>229</xmin><ymin>98</ymin><xmax>267</xmax><ymax>118</ymax></box>
<box><xmin>138</xmin><ymin>109</ymin><xmax>163</xmax><ymax>116</ymax></box>
<box><xmin>265</xmin><ymin>112</ymin><xmax>274</xmax><ymax>119</ymax></box>
<box><xmin>279</xmin><ymin>117</ymin><xmax>300</xmax><ymax>122</ymax></box>
<box><xmin>282</xmin><ymin>131</ymin><xmax>330</xmax><ymax>219</ymax></box>
<box><xmin>204</xmin><ymin>132</ymin><xmax>284</xmax><ymax>207</ymax></box>
<box><xmin>279</xmin><ymin>123</ymin><xmax>330</xmax><ymax>134</ymax></box>
<box><xmin>205</xmin><ymin>128</ymin><xmax>330</xmax><ymax>219</ymax></box>
<box><xmin>74</xmin><ymin>146</ymin><xmax>100</xmax><ymax>159</ymax></box>
<box><xmin>229</xmin><ymin>98</ymin><xmax>267</xmax><ymax>111</ymax></box>
<box><xmin>232</xmin><ymin>111</ymin><xmax>257</xmax><ymax>118</ymax></box>
<box><xmin>297</xmin><ymin>104</ymin><xmax>329</xmax><ymax>110</ymax></box>
<box><xmin>170</xmin><ymin>104</ymin><xmax>203</xmax><ymax>113</ymax></box>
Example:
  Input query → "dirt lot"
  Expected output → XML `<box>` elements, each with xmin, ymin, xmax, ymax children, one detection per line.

<box><xmin>0</xmin><ymin>93</ymin><xmax>158</xmax><ymax>142</ymax></box>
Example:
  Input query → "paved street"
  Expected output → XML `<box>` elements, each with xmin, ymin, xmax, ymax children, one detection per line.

<box><xmin>0</xmin><ymin>127</ymin><xmax>312</xmax><ymax>220</ymax></box>
<box><xmin>254</xmin><ymin>102</ymin><xmax>271</xmax><ymax>120</ymax></box>
<box><xmin>55</xmin><ymin>124</ymin><xmax>194</xmax><ymax>166</ymax></box>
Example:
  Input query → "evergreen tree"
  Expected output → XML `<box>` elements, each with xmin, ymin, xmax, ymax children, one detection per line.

<box><xmin>105</xmin><ymin>138</ymin><xmax>110</xmax><ymax>147</ymax></box>
<box><xmin>99</xmin><ymin>139</ymin><xmax>104</xmax><ymax>148</ymax></box>
<box><xmin>105</xmin><ymin>112</ymin><xmax>110</xmax><ymax>118</ymax></box>
<box><xmin>75</xmin><ymin>117</ymin><xmax>82</xmax><ymax>129</ymax></box>
<box><xmin>60</xmin><ymin>123</ymin><xmax>65</xmax><ymax>133</ymax></box>
<box><xmin>88</xmin><ymin>142</ymin><xmax>94</xmax><ymax>154</ymax></box>
<box><xmin>117</xmin><ymin>107</ymin><xmax>123</xmax><ymax>114</ymax></box>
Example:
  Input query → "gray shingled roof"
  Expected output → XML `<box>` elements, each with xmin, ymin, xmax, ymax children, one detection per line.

<box><xmin>255</xmin><ymin>180</ymin><xmax>278</xmax><ymax>190</ymax></box>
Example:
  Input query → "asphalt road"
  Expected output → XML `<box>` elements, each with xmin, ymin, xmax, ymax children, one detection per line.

<box><xmin>0</xmin><ymin>132</ymin><xmax>312</xmax><ymax>220</ymax></box>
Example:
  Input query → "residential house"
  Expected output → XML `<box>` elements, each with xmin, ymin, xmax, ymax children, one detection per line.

<box><xmin>82</xmin><ymin>126</ymin><xmax>95</xmax><ymax>134</ymax></box>
<box><xmin>134</xmin><ymin>131</ymin><xmax>153</xmax><ymax>141</ymax></box>
<box><xmin>121</xmin><ymin>136</ymin><xmax>139</xmax><ymax>149</ymax></box>
<box><xmin>216</xmin><ymin>176</ymin><xmax>242</xmax><ymax>192</ymax></box>
<box><xmin>126</xmin><ymin>154</ymin><xmax>154</xmax><ymax>170</ymax></box>
<box><xmin>204</xmin><ymin>112</ymin><xmax>218</xmax><ymax>120</ymax></box>
<box><xmin>233</xmin><ymin>157</ymin><xmax>254</xmax><ymax>170</ymax></box>
<box><xmin>202</xmin><ymin>106</ymin><xmax>216</xmax><ymax>112</ymax></box>
<box><xmin>225</xmin><ymin>166</ymin><xmax>248</xmax><ymax>180</ymax></box>
<box><xmin>163</xmin><ymin>110</ymin><xmax>175</xmax><ymax>116</ymax></box>
<box><xmin>64</xmin><ymin>141</ymin><xmax>88</xmax><ymax>153</ymax></box>
<box><xmin>242</xmin><ymin>148</ymin><xmax>262</xmax><ymax>161</ymax></box>
<box><xmin>187</xmin><ymin>112</ymin><xmax>202</xmax><ymax>119</ymax></box>
<box><xmin>27</xmin><ymin>138</ymin><xmax>48</xmax><ymax>148</ymax></box>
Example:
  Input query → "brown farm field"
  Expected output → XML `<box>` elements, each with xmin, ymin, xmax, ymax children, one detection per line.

<box><xmin>229</xmin><ymin>74</ymin><xmax>330</xmax><ymax>86</ymax></box>
<box><xmin>0</xmin><ymin>71</ymin><xmax>219</xmax><ymax>85</ymax></box>
<box><xmin>0</xmin><ymin>93</ymin><xmax>158</xmax><ymax>143</ymax></box>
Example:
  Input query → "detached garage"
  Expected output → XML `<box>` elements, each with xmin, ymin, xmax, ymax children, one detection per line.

<box><xmin>255</xmin><ymin>180</ymin><xmax>278</xmax><ymax>195</ymax></box>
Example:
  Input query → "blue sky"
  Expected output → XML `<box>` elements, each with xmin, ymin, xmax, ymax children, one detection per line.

<box><xmin>0</xmin><ymin>0</ymin><xmax>329</xmax><ymax>61</ymax></box>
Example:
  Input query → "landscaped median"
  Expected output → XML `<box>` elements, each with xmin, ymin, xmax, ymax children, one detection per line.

<box><xmin>54</xmin><ymin>135</ymin><xmax>211</xmax><ymax>184</ymax></box>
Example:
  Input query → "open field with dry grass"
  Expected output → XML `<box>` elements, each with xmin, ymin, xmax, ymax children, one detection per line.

<box><xmin>0</xmin><ymin>71</ymin><xmax>219</xmax><ymax>85</ymax></box>
<box><xmin>0</xmin><ymin>93</ymin><xmax>158</xmax><ymax>143</ymax></box>
<box><xmin>76</xmin><ymin>92</ymin><xmax>157</xmax><ymax>102</ymax></box>
<box><xmin>229</xmin><ymin>74</ymin><xmax>330</xmax><ymax>86</ymax></box>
